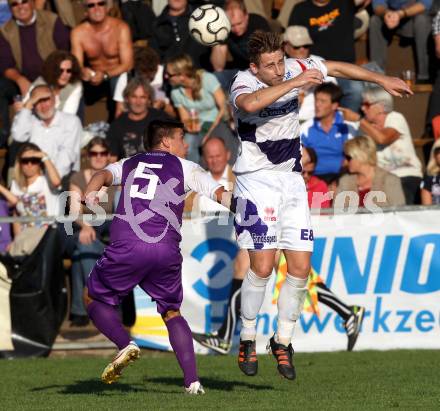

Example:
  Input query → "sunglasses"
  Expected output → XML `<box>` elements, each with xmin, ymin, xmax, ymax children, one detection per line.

<box><xmin>361</xmin><ymin>101</ymin><xmax>375</xmax><ymax>108</ymax></box>
<box><xmin>293</xmin><ymin>45</ymin><xmax>311</xmax><ymax>50</ymax></box>
<box><xmin>165</xmin><ymin>71</ymin><xmax>180</xmax><ymax>78</ymax></box>
<box><xmin>9</xmin><ymin>0</ymin><xmax>29</xmax><ymax>8</ymax></box>
<box><xmin>86</xmin><ymin>1</ymin><xmax>106</xmax><ymax>9</ymax></box>
<box><xmin>60</xmin><ymin>68</ymin><xmax>72</xmax><ymax>74</ymax></box>
<box><xmin>302</xmin><ymin>170</ymin><xmax>314</xmax><ymax>176</ymax></box>
<box><xmin>20</xmin><ymin>157</ymin><xmax>41</xmax><ymax>165</ymax></box>
<box><xmin>88</xmin><ymin>150</ymin><xmax>108</xmax><ymax>157</ymax></box>
<box><xmin>344</xmin><ymin>154</ymin><xmax>353</xmax><ymax>161</ymax></box>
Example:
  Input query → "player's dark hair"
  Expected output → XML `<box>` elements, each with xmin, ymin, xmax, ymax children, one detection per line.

<box><xmin>304</xmin><ymin>146</ymin><xmax>318</xmax><ymax>165</ymax></box>
<box><xmin>314</xmin><ymin>82</ymin><xmax>343</xmax><ymax>104</ymax></box>
<box><xmin>247</xmin><ymin>31</ymin><xmax>283</xmax><ymax>65</ymax></box>
<box><xmin>145</xmin><ymin>120</ymin><xmax>184</xmax><ymax>150</ymax></box>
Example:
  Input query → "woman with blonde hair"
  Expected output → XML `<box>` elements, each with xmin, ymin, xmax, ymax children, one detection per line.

<box><xmin>420</xmin><ymin>139</ymin><xmax>440</xmax><ymax>205</ymax></box>
<box><xmin>335</xmin><ymin>135</ymin><xmax>405</xmax><ymax>208</ymax></box>
<box><xmin>0</xmin><ymin>143</ymin><xmax>61</xmax><ymax>256</ymax></box>
<box><xmin>340</xmin><ymin>87</ymin><xmax>422</xmax><ymax>204</ymax></box>
<box><xmin>165</xmin><ymin>54</ymin><xmax>237</xmax><ymax>163</ymax></box>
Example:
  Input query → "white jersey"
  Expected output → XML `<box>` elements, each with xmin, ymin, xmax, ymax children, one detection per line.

<box><xmin>229</xmin><ymin>57</ymin><xmax>328</xmax><ymax>175</ymax></box>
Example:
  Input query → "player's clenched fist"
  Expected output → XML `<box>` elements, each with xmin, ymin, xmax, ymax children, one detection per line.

<box><xmin>292</xmin><ymin>69</ymin><xmax>324</xmax><ymax>88</ymax></box>
<box><xmin>81</xmin><ymin>191</ymin><xmax>100</xmax><ymax>207</ymax></box>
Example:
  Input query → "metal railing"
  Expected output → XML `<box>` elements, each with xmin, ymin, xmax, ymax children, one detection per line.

<box><xmin>0</xmin><ymin>204</ymin><xmax>439</xmax><ymax>225</ymax></box>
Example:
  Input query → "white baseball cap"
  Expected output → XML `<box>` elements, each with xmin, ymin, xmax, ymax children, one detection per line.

<box><xmin>284</xmin><ymin>26</ymin><xmax>313</xmax><ymax>47</ymax></box>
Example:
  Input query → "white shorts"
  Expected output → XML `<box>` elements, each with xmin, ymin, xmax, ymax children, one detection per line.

<box><xmin>233</xmin><ymin>170</ymin><xmax>313</xmax><ymax>252</ymax></box>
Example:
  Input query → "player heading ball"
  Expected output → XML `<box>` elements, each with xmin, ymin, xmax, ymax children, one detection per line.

<box><xmin>229</xmin><ymin>30</ymin><xmax>411</xmax><ymax>380</ymax></box>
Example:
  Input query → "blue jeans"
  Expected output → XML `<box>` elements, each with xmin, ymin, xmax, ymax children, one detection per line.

<box><xmin>185</xmin><ymin>132</ymin><xmax>203</xmax><ymax>164</ymax></box>
<box><xmin>70</xmin><ymin>221</ymin><xmax>110</xmax><ymax>316</ymax></box>
<box><xmin>337</xmin><ymin>78</ymin><xmax>363</xmax><ymax>112</ymax></box>
<box><xmin>71</xmin><ymin>239</ymin><xmax>105</xmax><ymax>316</ymax></box>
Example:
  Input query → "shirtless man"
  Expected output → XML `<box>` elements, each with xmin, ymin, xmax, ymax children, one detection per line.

<box><xmin>71</xmin><ymin>0</ymin><xmax>133</xmax><ymax>117</ymax></box>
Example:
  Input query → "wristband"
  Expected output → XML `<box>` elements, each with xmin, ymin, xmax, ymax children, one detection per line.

<box><xmin>401</xmin><ymin>9</ymin><xmax>407</xmax><ymax>18</ymax></box>
<box><xmin>103</xmin><ymin>71</ymin><xmax>110</xmax><ymax>81</ymax></box>
<box><xmin>41</xmin><ymin>155</ymin><xmax>50</xmax><ymax>163</ymax></box>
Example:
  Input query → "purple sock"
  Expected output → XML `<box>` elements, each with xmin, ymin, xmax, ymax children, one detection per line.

<box><xmin>166</xmin><ymin>316</ymin><xmax>198</xmax><ymax>387</ymax></box>
<box><xmin>87</xmin><ymin>300</ymin><xmax>131</xmax><ymax>350</ymax></box>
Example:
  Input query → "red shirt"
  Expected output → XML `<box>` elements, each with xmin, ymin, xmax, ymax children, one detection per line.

<box><xmin>307</xmin><ymin>176</ymin><xmax>331</xmax><ymax>209</ymax></box>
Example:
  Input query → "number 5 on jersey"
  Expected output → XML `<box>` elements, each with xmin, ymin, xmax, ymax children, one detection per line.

<box><xmin>130</xmin><ymin>162</ymin><xmax>163</xmax><ymax>200</ymax></box>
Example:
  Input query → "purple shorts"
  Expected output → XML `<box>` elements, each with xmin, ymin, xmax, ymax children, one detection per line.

<box><xmin>87</xmin><ymin>240</ymin><xmax>183</xmax><ymax>315</ymax></box>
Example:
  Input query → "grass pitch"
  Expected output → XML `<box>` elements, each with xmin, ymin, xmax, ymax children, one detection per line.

<box><xmin>1</xmin><ymin>350</ymin><xmax>439</xmax><ymax>410</ymax></box>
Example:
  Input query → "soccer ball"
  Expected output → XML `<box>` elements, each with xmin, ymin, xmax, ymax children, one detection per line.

<box><xmin>189</xmin><ymin>4</ymin><xmax>231</xmax><ymax>46</ymax></box>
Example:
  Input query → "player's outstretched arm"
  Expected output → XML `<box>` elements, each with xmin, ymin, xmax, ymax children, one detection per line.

<box><xmin>235</xmin><ymin>69</ymin><xmax>323</xmax><ymax>113</ymax></box>
<box><xmin>325</xmin><ymin>61</ymin><xmax>412</xmax><ymax>97</ymax></box>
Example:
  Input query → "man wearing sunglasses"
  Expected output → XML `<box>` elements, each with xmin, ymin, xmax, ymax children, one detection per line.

<box><xmin>71</xmin><ymin>0</ymin><xmax>133</xmax><ymax>121</ymax></box>
<box><xmin>0</xmin><ymin>0</ymin><xmax>70</xmax><ymax>147</ymax></box>
<box><xmin>284</xmin><ymin>25</ymin><xmax>338</xmax><ymax>123</ymax></box>
<box><xmin>289</xmin><ymin>0</ymin><xmax>370</xmax><ymax>112</ymax></box>
<box><xmin>11</xmin><ymin>85</ymin><xmax>81</xmax><ymax>179</ymax></box>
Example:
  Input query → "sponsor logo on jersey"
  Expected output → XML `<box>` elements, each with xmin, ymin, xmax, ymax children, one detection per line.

<box><xmin>259</xmin><ymin>98</ymin><xmax>298</xmax><ymax>118</ymax></box>
<box><xmin>251</xmin><ymin>233</ymin><xmax>277</xmax><ymax>244</ymax></box>
<box><xmin>264</xmin><ymin>206</ymin><xmax>277</xmax><ymax>222</ymax></box>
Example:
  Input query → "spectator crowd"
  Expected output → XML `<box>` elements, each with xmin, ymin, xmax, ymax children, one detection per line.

<box><xmin>0</xmin><ymin>0</ymin><xmax>439</xmax><ymax>328</ymax></box>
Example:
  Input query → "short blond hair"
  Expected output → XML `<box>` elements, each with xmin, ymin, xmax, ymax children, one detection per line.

<box><xmin>344</xmin><ymin>135</ymin><xmax>377</xmax><ymax>166</ymax></box>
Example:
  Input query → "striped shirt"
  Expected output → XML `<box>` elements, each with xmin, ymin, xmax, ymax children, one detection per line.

<box><xmin>229</xmin><ymin>57</ymin><xmax>327</xmax><ymax>175</ymax></box>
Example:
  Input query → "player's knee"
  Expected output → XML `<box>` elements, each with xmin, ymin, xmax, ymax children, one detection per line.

<box><xmin>162</xmin><ymin>310</ymin><xmax>181</xmax><ymax>322</ymax></box>
<box><xmin>250</xmin><ymin>261</ymin><xmax>273</xmax><ymax>278</ymax></box>
<box><xmin>289</xmin><ymin>261</ymin><xmax>311</xmax><ymax>279</ymax></box>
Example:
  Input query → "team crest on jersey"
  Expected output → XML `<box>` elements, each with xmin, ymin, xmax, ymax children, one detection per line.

<box><xmin>259</xmin><ymin>98</ymin><xmax>298</xmax><ymax>118</ymax></box>
<box><xmin>263</xmin><ymin>206</ymin><xmax>277</xmax><ymax>222</ymax></box>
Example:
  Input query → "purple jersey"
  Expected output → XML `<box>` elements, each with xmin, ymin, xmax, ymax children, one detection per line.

<box><xmin>105</xmin><ymin>150</ymin><xmax>221</xmax><ymax>245</ymax></box>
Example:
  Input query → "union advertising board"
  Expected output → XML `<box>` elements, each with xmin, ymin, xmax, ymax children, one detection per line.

<box><xmin>131</xmin><ymin>210</ymin><xmax>440</xmax><ymax>352</ymax></box>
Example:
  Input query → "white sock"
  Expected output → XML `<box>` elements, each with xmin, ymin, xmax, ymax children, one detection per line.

<box><xmin>276</xmin><ymin>274</ymin><xmax>308</xmax><ymax>346</ymax></box>
<box><xmin>240</xmin><ymin>269</ymin><xmax>270</xmax><ymax>341</ymax></box>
